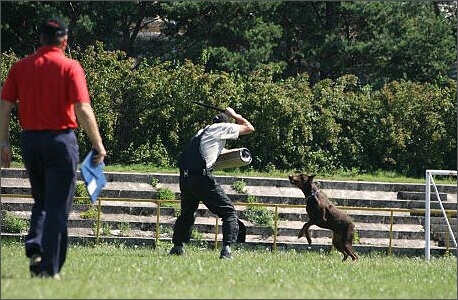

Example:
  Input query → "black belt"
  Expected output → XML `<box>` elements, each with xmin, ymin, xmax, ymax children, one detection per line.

<box><xmin>180</xmin><ymin>168</ymin><xmax>212</xmax><ymax>177</ymax></box>
<box><xmin>47</xmin><ymin>129</ymin><xmax>73</xmax><ymax>134</ymax></box>
<box><xmin>25</xmin><ymin>129</ymin><xmax>74</xmax><ymax>134</ymax></box>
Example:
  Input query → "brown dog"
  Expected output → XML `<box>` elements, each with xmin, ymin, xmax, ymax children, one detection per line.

<box><xmin>288</xmin><ymin>173</ymin><xmax>359</xmax><ymax>261</ymax></box>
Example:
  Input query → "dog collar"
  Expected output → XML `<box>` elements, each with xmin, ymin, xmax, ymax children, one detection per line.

<box><xmin>306</xmin><ymin>191</ymin><xmax>318</xmax><ymax>200</ymax></box>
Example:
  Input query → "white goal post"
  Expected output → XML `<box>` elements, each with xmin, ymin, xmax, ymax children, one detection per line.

<box><xmin>425</xmin><ymin>169</ymin><xmax>457</xmax><ymax>260</ymax></box>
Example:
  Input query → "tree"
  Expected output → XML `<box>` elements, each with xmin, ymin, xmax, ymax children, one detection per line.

<box><xmin>334</xmin><ymin>1</ymin><xmax>457</xmax><ymax>87</ymax></box>
<box><xmin>158</xmin><ymin>1</ymin><xmax>285</xmax><ymax>74</ymax></box>
<box><xmin>2</xmin><ymin>1</ymin><xmax>455</xmax><ymax>86</ymax></box>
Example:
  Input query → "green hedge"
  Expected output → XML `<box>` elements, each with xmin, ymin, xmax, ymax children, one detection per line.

<box><xmin>2</xmin><ymin>45</ymin><xmax>456</xmax><ymax>177</ymax></box>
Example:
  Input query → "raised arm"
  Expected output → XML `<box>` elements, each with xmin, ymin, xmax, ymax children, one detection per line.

<box><xmin>224</xmin><ymin>107</ymin><xmax>255</xmax><ymax>136</ymax></box>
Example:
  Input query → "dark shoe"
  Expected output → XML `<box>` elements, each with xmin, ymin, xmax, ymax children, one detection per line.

<box><xmin>40</xmin><ymin>271</ymin><xmax>61</xmax><ymax>280</ymax></box>
<box><xmin>169</xmin><ymin>246</ymin><xmax>184</xmax><ymax>256</ymax></box>
<box><xmin>29</xmin><ymin>254</ymin><xmax>42</xmax><ymax>278</ymax></box>
<box><xmin>219</xmin><ymin>246</ymin><xmax>232</xmax><ymax>259</ymax></box>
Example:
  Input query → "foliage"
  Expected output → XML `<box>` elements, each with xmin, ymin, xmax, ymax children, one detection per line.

<box><xmin>74</xmin><ymin>42</ymin><xmax>135</xmax><ymax>163</ymax></box>
<box><xmin>156</xmin><ymin>187</ymin><xmax>175</xmax><ymax>200</ymax></box>
<box><xmin>80</xmin><ymin>207</ymin><xmax>98</xmax><ymax>220</ymax></box>
<box><xmin>231</xmin><ymin>179</ymin><xmax>247</xmax><ymax>194</ymax></box>
<box><xmin>150</xmin><ymin>177</ymin><xmax>159</xmax><ymax>187</ymax></box>
<box><xmin>372</xmin><ymin>80</ymin><xmax>457</xmax><ymax>176</ymax></box>
<box><xmin>172</xmin><ymin>207</ymin><xmax>181</xmax><ymax>218</ymax></box>
<box><xmin>158</xmin><ymin>1</ymin><xmax>456</xmax><ymax>86</ymax></box>
<box><xmin>1</xmin><ymin>2</ymin><xmax>456</xmax><ymax>178</ymax></box>
<box><xmin>0</xmin><ymin>51</ymin><xmax>22</xmax><ymax>162</ymax></box>
<box><xmin>2</xmin><ymin>1</ymin><xmax>456</xmax><ymax>85</ymax></box>
<box><xmin>99</xmin><ymin>222</ymin><xmax>112</xmax><ymax>236</ymax></box>
<box><xmin>337</xmin><ymin>2</ymin><xmax>457</xmax><ymax>88</ymax></box>
<box><xmin>1</xmin><ymin>211</ymin><xmax>28</xmax><ymax>234</ymax></box>
<box><xmin>191</xmin><ymin>229</ymin><xmax>203</xmax><ymax>242</ymax></box>
<box><xmin>353</xmin><ymin>229</ymin><xmax>360</xmax><ymax>244</ymax></box>
<box><xmin>74</xmin><ymin>182</ymin><xmax>90</xmax><ymax>204</ymax></box>
<box><xmin>117</xmin><ymin>222</ymin><xmax>132</xmax><ymax>237</ymax></box>
<box><xmin>241</xmin><ymin>195</ymin><xmax>275</xmax><ymax>228</ymax></box>
<box><xmin>0</xmin><ymin>1</ymin><xmax>67</xmax><ymax>55</ymax></box>
<box><xmin>2</xmin><ymin>45</ymin><xmax>456</xmax><ymax>177</ymax></box>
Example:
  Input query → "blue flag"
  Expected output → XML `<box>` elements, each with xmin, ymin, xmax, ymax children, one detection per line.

<box><xmin>80</xmin><ymin>149</ymin><xmax>107</xmax><ymax>204</ymax></box>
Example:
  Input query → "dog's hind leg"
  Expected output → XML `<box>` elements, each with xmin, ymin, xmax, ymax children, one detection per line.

<box><xmin>349</xmin><ymin>248</ymin><xmax>359</xmax><ymax>261</ymax></box>
<box><xmin>342</xmin><ymin>248</ymin><xmax>353</xmax><ymax>261</ymax></box>
<box><xmin>342</xmin><ymin>246</ymin><xmax>358</xmax><ymax>261</ymax></box>
<box><xmin>344</xmin><ymin>243</ymin><xmax>359</xmax><ymax>261</ymax></box>
<box><xmin>332</xmin><ymin>231</ymin><xmax>348</xmax><ymax>261</ymax></box>
<box><xmin>344</xmin><ymin>223</ymin><xmax>359</xmax><ymax>261</ymax></box>
<box><xmin>333</xmin><ymin>231</ymin><xmax>357</xmax><ymax>262</ymax></box>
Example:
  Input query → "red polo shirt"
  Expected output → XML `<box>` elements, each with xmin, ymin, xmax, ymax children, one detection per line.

<box><xmin>1</xmin><ymin>46</ymin><xmax>91</xmax><ymax>130</ymax></box>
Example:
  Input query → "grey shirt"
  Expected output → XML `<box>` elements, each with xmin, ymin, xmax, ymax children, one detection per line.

<box><xmin>198</xmin><ymin>123</ymin><xmax>240</xmax><ymax>168</ymax></box>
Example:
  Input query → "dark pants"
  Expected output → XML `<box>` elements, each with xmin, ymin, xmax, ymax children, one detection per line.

<box><xmin>173</xmin><ymin>173</ymin><xmax>239</xmax><ymax>246</ymax></box>
<box><xmin>21</xmin><ymin>129</ymin><xmax>78</xmax><ymax>276</ymax></box>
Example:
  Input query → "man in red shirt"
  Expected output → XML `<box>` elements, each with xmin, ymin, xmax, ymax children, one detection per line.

<box><xmin>0</xmin><ymin>17</ymin><xmax>107</xmax><ymax>279</ymax></box>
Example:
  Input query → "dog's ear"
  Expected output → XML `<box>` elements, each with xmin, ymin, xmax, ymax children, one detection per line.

<box><xmin>302</xmin><ymin>173</ymin><xmax>315</xmax><ymax>183</ymax></box>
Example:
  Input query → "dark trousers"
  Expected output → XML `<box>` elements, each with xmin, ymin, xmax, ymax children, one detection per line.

<box><xmin>173</xmin><ymin>173</ymin><xmax>239</xmax><ymax>246</ymax></box>
<box><xmin>21</xmin><ymin>129</ymin><xmax>78</xmax><ymax>276</ymax></box>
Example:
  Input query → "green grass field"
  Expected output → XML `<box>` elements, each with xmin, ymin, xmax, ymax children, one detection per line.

<box><xmin>1</xmin><ymin>239</ymin><xmax>456</xmax><ymax>299</ymax></box>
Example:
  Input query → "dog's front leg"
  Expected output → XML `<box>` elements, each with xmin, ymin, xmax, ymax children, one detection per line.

<box><xmin>321</xmin><ymin>207</ymin><xmax>327</xmax><ymax>222</ymax></box>
<box><xmin>298</xmin><ymin>222</ymin><xmax>309</xmax><ymax>239</ymax></box>
<box><xmin>298</xmin><ymin>222</ymin><xmax>313</xmax><ymax>244</ymax></box>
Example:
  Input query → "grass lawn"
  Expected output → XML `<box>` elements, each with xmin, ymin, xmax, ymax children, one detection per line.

<box><xmin>1</xmin><ymin>239</ymin><xmax>456</xmax><ymax>299</ymax></box>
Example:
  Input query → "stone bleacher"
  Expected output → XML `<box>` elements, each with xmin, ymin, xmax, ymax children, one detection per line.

<box><xmin>1</xmin><ymin>168</ymin><xmax>456</xmax><ymax>257</ymax></box>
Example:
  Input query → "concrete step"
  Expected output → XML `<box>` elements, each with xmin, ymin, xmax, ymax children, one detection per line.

<box><xmin>3</xmin><ymin>197</ymin><xmax>454</xmax><ymax>228</ymax></box>
<box><xmin>2</xmin><ymin>168</ymin><xmax>456</xmax><ymax>256</ymax></box>
<box><xmin>2</xmin><ymin>179</ymin><xmax>456</xmax><ymax>211</ymax></box>
<box><xmin>0</xmin><ymin>197</ymin><xmax>442</xmax><ymax>227</ymax></box>
<box><xmin>2</xmin><ymin>168</ymin><xmax>456</xmax><ymax>195</ymax></box>
<box><xmin>0</xmin><ymin>201</ymin><xmax>438</xmax><ymax>246</ymax></box>
<box><xmin>397</xmin><ymin>191</ymin><xmax>448</xmax><ymax>201</ymax></box>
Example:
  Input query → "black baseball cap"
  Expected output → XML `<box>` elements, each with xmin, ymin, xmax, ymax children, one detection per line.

<box><xmin>40</xmin><ymin>17</ymin><xmax>68</xmax><ymax>37</ymax></box>
<box><xmin>213</xmin><ymin>113</ymin><xmax>231</xmax><ymax>123</ymax></box>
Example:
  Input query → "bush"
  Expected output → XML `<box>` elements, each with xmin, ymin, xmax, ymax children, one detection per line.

<box><xmin>232</xmin><ymin>179</ymin><xmax>247</xmax><ymax>194</ymax></box>
<box><xmin>80</xmin><ymin>207</ymin><xmax>99</xmax><ymax>219</ymax></box>
<box><xmin>150</xmin><ymin>177</ymin><xmax>159</xmax><ymax>187</ymax></box>
<box><xmin>118</xmin><ymin>222</ymin><xmax>132</xmax><ymax>237</ymax></box>
<box><xmin>2</xmin><ymin>45</ymin><xmax>455</xmax><ymax>177</ymax></box>
<box><xmin>156</xmin><ymin>187</ymin><xmax>179</xmax><ymax>215</ymax></box>
<box><xmin>1</xmin><ymin>211</ymin><xmax>29</xmax><ymax>233</ymax></box>
<box><xmin>241</xmin><ymin>195</ymin><xmax>274</xmax><ymax>228</ymax></box>
<box><xmin>74</xmin><ymin>181</ymin><xmax>91</xmax><ymax>204</ymax></box>
<box><xmin>157</xmin><ymin>187</ymin><xmax>176</xmax><ymax>200</ymax></box>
